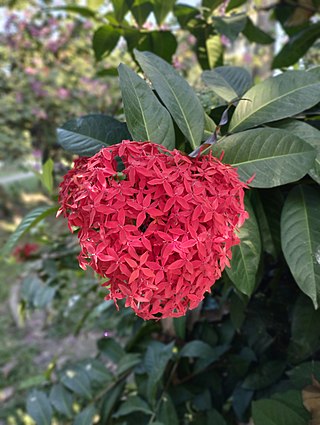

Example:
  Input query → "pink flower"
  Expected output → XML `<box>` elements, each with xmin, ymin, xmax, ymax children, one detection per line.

<box><xmin>58</xmin><ymin>141</ymin><xmax>248</xmax><ymax>320</ymax></box>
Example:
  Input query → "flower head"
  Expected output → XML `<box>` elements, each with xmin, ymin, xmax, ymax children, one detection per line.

<box><xmin>58</xmin><ymin>141</ymin><xmax>248</xmax><ymax>320</ymax></box>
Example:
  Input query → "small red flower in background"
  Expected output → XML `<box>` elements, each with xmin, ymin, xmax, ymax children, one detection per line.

<box><xmin>58</xmin><ymin>141</ymin><xmax>248</xmax><ymax>320</ymax></box>
<box><xmin>13</xmin><ymin>243</ymin><xmax>39</xmax><ymax>262</ymax></box>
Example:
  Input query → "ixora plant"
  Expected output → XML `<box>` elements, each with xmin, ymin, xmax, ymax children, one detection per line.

<box><xmin>3</xmin><ymin>51</ymin><xmax>320</xmax><ymax>424</ymax></box>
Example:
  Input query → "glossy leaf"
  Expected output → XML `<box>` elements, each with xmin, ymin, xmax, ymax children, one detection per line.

<box><xmin>281</xmin><ymin>185</ymin><xmax>320</xmax><ymax>309</ymax></box>
<box><xmin>50</xmin><ymin>6</ymin><xmax>96</xmax><ymax>17</ymax></box>
<box><xmin>226</xmin><ymin>197</ymin><xmax>261</xmax><ymax>296</ymax></box>
<box><xmin>93</xmin><ymin>25</ymin><xmax>120</xmax><ymax>61</ymax></box>
<box><xmin>272</xmin><ymin>22</ymin><xmax>320</xmax><ymax>69</ymax></box>
<box><xmin>33</xmin><ymin>285</ymin><xmax>56</xmax><ymax>308</ymax></box>
<box><xmin>252</xmin><ymin>398</ymin><xmax>307</xmax><ymax>425</ymax></box>
<box><xmin>57</xmin><ymin>114</ymin><xmax>131</xmax><ymax>156</ymax></box>
<box><xmin>202</xmin><ymin>66</ymin><xmax>252</xmax><ymax>102</ymax></box>
<box><xmin>49</xmin><ymin>384</ymin><xmax>73</xmax><ymax>418</ymax></box>
<box><xmin>206</xmin><ymin>409</ymin><xmax>227</xmax><ymax>425</ymax></box>
<box><xmin>74</xmin><ymin>405</ymin><xmax>96</xmax><ymax>425</ymax></box>
<box><xmin>229</xmin><ymin>71</ymin><xmax>320</xmax><ymax>133</ymax></box>
<box><xmin>202</xmin><ymin>0</ymin><xmax>225</xmax><ymax>12</ymax></box>
<box><xmin>135</xmin><ymin>50</ymin><xmax>204</xmax><ymax>149</ymax></box>
<box><xmin>242</xmin><ymin>17</ymin><xmax>274</xmax><ymax>44</ymax></box>
<box><xmin>268</xmin><ymin>118</ymin><xmax>320</xmax><ymax>184</ymax></box>
<box><xmin>26</xmin><ymin>390</ymin><xmax>52</xmax><ymax>425</ymax></box>
<box><xmin>1</xmin><ymin>205</ymin><xmax>58</xmax><ymax>256</ymax></box>
<box><xmin>211</xmin><ymin>128</ymin><xmax>315</xmax><ymax>188</ymax></box>
<box><xmin>118</xmin><ymin>64</ymin><xmax>175</xmax><ymax>149</ymax></box>
<box><xmin>113</xmin><ymin>396</ymin><xmax>153</xmax><ymax>417</ymax></box>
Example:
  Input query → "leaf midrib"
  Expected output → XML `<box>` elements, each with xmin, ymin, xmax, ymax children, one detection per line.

<box><xmin>142</xmin><ymin>60</ymin><xmax>199</xmax><ymax>149</ymax></box>
<box><xmin>230</xmin><ymin>149</ymin><xmax>313</xmax><ymax>167</ymax></box>
<box><xmin>126</xmin><ymin>70</ymin><xmax>151</xmax><ymax>140</ymax></box>
<box><xmin>230</xmin><ymin>79</ymin><xmax>319</xmax><ymax>132</ymax></box>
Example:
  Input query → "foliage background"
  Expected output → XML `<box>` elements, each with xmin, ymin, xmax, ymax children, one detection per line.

<box><xmin>0</xmin><ymin>0</ymin><xmax>320</xmax><ymax>424</ymax></box>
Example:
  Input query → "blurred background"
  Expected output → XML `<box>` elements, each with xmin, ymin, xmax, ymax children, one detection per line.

<box><xmin>0</xmin><ymin>0</ymin><xmax>319</xmax><ymax>424</ymax></box>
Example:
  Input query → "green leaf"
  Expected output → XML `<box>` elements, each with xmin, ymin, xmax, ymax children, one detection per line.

<box><xmin>97</xmin><ymin>337</ymin><xmax>126</xmax><ymax>362</ymax></box>
<box><xmin>212</xmin><ymin>13</ymin><xmax>247</xmax><ymax>41</ymax></box>
<box><xmin>100</xmin><ymin>381</ymin><xmax>126</xmax><ymax>424</ymax></box>
<box><xmin>202</xmin><ymin>66</ymin><xmax>252</xmax><ymax>102</ymax></box>
<box><xmin>268</xmin><ymin>118</ymin><xmax>320</xmax><ymax>184</ymax></box>
<box><xmin>40</xmin><ymin>159</ymin><xmax>54</xmax><ymax>194</ymax></box>
<box><xmin>26</xmin><ymin>390</ymin><xmax>52</xmax><ymax>425</ymax></box>
<box><xmin>242</xmin><ymin>17</ymin><xmax>274</xmax><ymax>44</ymax></box>
<box><xmin>272</xmin><ymin>391</ymin><xmax>309</xmax><ymax>421</ymax></box>
<box><xmin>205</xmin><ymin>35</ymin><xmax>223</xmax><ymax>69</ymax></box>
<box><xmin>131</xmin><ymin>0</ymin><xmax>153</xmax><ymax>26</ymax></box>
<box><xmin>111</xmin><ymin>0</ymin><xmax>133</xmax><ymax>22</ymax></box>
<box><xmin>118</xmin><ymin>64</ymin><xmax>175</xmax><ymax>150</ymax></box>
<box><xmin>281</xmin><ymin>185</ymin><xmax>320</xmax><ymax>309</ymax></box>
<box><xmin>287</xmin><ymin>362</ymin><xmax>320</xmax><ymax>388</ymax></box>
<box><xmin>61</xmin><ymin>367</ymin><xmax>92</xmax><ymax>399</ymax></box>
<box><xmin>173</xmin><ymin>4</ymin><xmax>198</xmax><ymax>28</ymax></box>
<box><xmin>74</xmin><ymin>405</ymin><xmax>96</xmax><ymax>425</ymax></box>
<box><xmin>93</xmin><ymin>25</ymin><xmax>120</xmax><ymax>61</ymax></box>
<box><xmin>179</xmin><ymin>340</ymin><xmax>216</xmax><ymax>358</ymax></box>
<box><xmin>242</xmin><ymin>360</ymin><xmax>285</xmax><ymax>390</ymax></box>
<box><xmin>138</xmin><ymin>31</ymin><xmax>178</xmax><ymax>63</ymax></box>
<box><xmin>226</xmin><ymin>0</ymin><xmax>247</xmax><ymax>12</ymax></box>
<box><xmin>173</xmin><ymin>316</ymin><xmax>186</xmax><ymax>340</ymax></box>
<box><xmin>1</xmin><ymin>205</ymin><xmax>58</xmax><ymax>256</ymax></box>
<box><xmin>145</xmin><ymin>342</ymin><xmax>174</xmax><ymax>404</ymax></box>
<box><xmin>272</xmin><ymin>22</ymin><xmax>320</xmax><ymax>69</ymax></box>
<box><xmin>229</xmin><ymin>71</ymin><xmax>320</xmax><ymax>133</ymax></box>
<box><xmin>252</xmin><ymin>399</ymin><xmax>307</xmax><ymax>425</ymax></box>
<box><xmin>79</xmin><ymin>359</ymin><xmax>113</xmax><ymax>383</ymax></box>
<box><xmin>57</xmin><ymin>114</ymin><xmax>131</xmax><ymax>156</ymax></box>
<box><xmin>49</xmin><ymin>384</ymin><xmax>73</xmax><ymax>418</ymax></box>
<box><xmin>226</xmin><ymin>197</ymin><xmax>261</xmax><ymax>296</ymax></box>
<box><xmin>152</xmin><ymin>0</ymin><xmax>176</xmax><ymax>25</ymax></box>
<box><xmin>113</xmin><ymin>396</ymin><xmax>153</xmax><ymax>417</ymax></box>
<box><xmin>206</xmin><ymin>409</ymin><xmax>227</xmax><ymax>425</ymax></box>
<box><xmin>117</xmin><ymin>353</ymin><xmax>141</xmax><ymax>375</ymax></box>
<box><xmin>33</xmin><ymin>285</ymin><xmax>56</xmax><ymax>308</ymax></box>
<box><xmin>157</xmin><ymin>394</ymin><xmax>179</xmax><ymax>425</ymax></box>
<box><xmin>202</xmin><ymin>0</ymin><xmax>225</xmax><ymax>12</ymax></box>
<box><xmin>135</xmin><ymin>50</ymin><xmax>205</xmax><ymax>149</ymax></box>
<box><xmin>290</xmin><ymin>295</ymin><xmax>320</xmax><ymax>359</ymax></box>
<box><xmin>211</xmin><ymin>128</ymin><xmax>316</xmax><ymax>188</ymax></box>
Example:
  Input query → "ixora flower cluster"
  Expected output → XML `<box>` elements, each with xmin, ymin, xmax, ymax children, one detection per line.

<box><xmin>58</xmin><ymin>140</ymin><xmax>248</xmax><ymax>320</ymax></box>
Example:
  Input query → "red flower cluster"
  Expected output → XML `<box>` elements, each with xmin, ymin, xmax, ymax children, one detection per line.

<box><xmin>58</xmin><ymin>141</ymin><xmax>248</xmax><ymax>320</ymax></box>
